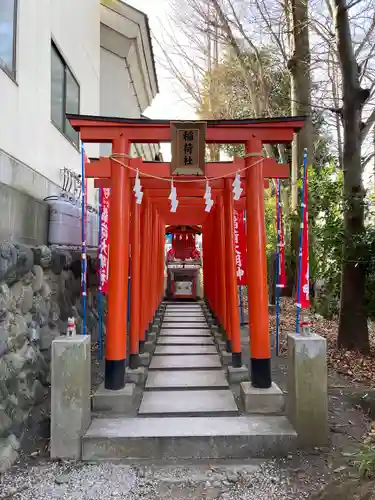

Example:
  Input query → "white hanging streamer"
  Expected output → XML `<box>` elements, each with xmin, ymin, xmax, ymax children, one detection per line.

<box><xmin>169</xmin><ymin>179</ymin><xmax>179</xmax><ymax>212</ymax></box>
<box><xmin>232</xmin><ymin>171</ymin><xmax>243</xmax><ymax>201</ymax></box>
<box><xmin>204</xmin><ymin>179</ymin><xmax>214</xmax><ymax>212</ymax></box>
<box><xmin>133</xmin><ymin>169</ymin><xmax>144</xmax><ymax>204</ymax></box>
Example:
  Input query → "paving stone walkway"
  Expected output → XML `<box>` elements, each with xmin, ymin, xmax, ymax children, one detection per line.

<box><xmin>139</xmin><ymin>302</ymin><xmax>239</xmax><ymax>417</ymax></box>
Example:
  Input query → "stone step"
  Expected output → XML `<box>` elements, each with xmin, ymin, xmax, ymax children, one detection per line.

<box><xmin>164</xmin><ymin>314</ymin><xmax>206</xmax><ymax>319</ymax></box>
<box><xmin>154</xmin><ymin>345</ymin><xmax>218</xmax><ymax>355</ymax></box>
<box><xmin>145</xmin><ymin>370</ymin><xmax>229</xmax><ymax>390</ymax></box>
<box><xmin>149</xmin><ymin>354</ymin><xmax>221</xmax><ymax>370</ymax></box>
<box><xmin>138</xmin><ymin>389</ymin><xmax>238</xmax><ymax>416</ymax></box>
<box><xmin>160</xmin><ymin>329</ymin><xmax>211</xmax><ymax>337</ymax></box>
<box><xmin>162</xmin><ymin>323</ymin><xmax>209</xmax><ymax>329</ymax></box>
<box><xmin>157</xmin><ymin>336</ymin><xmax>215</xmax><ymax>345</ymax></box>
<box><xmin>82</xmin><ymin>416</ymin><xmax>297</xmax><ymax>460</ymax></box>
<box><xmin>166</xmin><ymin>306</ymin><xmax>202</xmax><ymax>310</ymax></box>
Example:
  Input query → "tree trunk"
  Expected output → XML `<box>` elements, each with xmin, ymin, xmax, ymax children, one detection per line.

<box><xmin>286</xmin><ymin>0</ymin><xmax>313</xmax><ymax>292</ymax></box>
<box><xmin>331</xmin><ymin>0</ymin><xmax>369</xmax><ymax>353</ymax></box>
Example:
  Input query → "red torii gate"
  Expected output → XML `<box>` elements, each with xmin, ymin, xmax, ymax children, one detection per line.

<box><xmin>68</xmin><ymin>114</ymin><xmax>305</xmax><ymax>392</ymax></box>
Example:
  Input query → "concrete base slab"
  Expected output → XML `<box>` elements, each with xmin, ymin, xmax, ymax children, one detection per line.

<box><xmin>139</xmin><ymin>352</ymin><xmax>151</xmax><ymax>367</ymax></box>
<box><xmin>144</xmin><ymin>341</ymin><xmax>155</xmax><ymax>354</ymax></box>
<box><xmin>126</xmin><ymin>367</ymin><xmax>148</xmax><ymax>385</ymax></box>
<box><xmin>241</xmin><ymin>382</ymin><xmax>284</xmax><ymax>414</ymax></box>
<box><xmin>213</xmin><ymin>332</ymin><xmax>223</xmax><ymax>343</ymax></box>
<box><xmin>82</xmin><ymin>415</ymin><xmax>297</xmax><ymax>460</ymax></box>
<box><xmin>163</xmin><ymin>322</ymin><xmax>209</xmax><ymax>329</ymax></box>
<box><xmin>220</xmin><ymin>351</ymin><xmax>232</xmax><ymax>366</ymax></box>
<box><xmin>151</xmin><ymin>324</ymin><xmax>160</xmax><ymax>334</ymax></box>
<box><xmin>218</xmin><ymin>340</ymin><xmax>227</xmax><ymax>352</ymax></box>
<box><xmin>145</xmin><ymin>370</ymin><xmax>229</xmax><ymax>390</ymax></box>
<box><xmin>227</xmin><ymin>365</ymin><xmax>250</xmax><ymax>384</ymax></box>
<box><xmin>147</xmin><ymin>332</ymin><xmax>157</xmax><ymax>342</ymax></box>
<box><xmin>139</xmin><ymin>389</ymin><xmax>238</xmax><ymax>416</ymax></box>
<box><xmin>160</xmin><ymin>329</ymin><xmax>210</xmax><ymax>336</ymax></box>
<box><xmin>150</xmin><ymin>354</ymin><xmax>221</xmax><ymax>370</ymax></box>
<box><xmin>154</xmin><ymin>345</ymin><xmax>217</xmax><ymax>355</ymax></box>
<box><xmin>157</xmin><ymin>336</ymin><xmax>214</xmax><ymax>345</ymax></box>
<box><xmin>92</xmin><ymin>383</ymin><xmax>136</xmax><ymax>413</ymax></box>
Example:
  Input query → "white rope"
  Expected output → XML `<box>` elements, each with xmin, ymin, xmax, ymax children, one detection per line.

<box><xmin>109</xmin><ymin>155</ymin><xmax>266</xmax><ymax>183</ymax></box>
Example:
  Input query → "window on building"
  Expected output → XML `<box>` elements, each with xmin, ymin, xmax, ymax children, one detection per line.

<box><xmin>51</xmin><ymin>41</ymin><xmax>80</xmax><ymax>148</ymax></box>
<box><xmin>0</xmin><ymin>0</ymin><xmax>17</xmax><ymax>78</ymax></box>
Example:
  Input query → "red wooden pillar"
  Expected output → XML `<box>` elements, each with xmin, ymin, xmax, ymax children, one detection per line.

<box><xmin>151</xmin><ymin>208</ymin><xmax>158</xmax><ymax>317</ymax></box>
<box><xmin>160</xmin><ymin>219</ymin><xmax>165</xmax><ymax>302</ymax></box>
<box><xmin>105</xmin><ymin>135</ymin><xmax>131</xmax><ymax>390</ymax></box>
<box><xmin>129</xmin><ymin>194</ymin><xmax>141</xmax><ymax>369</ymax></box>
<box><xmin>207</xmin><ymin>218</ymin><xmax>215</xmax><ymax>310</ymax></box>
<box><xmin>216</xmin><ymin>195</ymin><xmax>227</xmax><ymax>334</ymax></box>
<box><xmin>223</xmin><ymin>179</ymin><xmax>242</xmax><ymax>366</ymax></box>
<box><xmin>245</xmin><ymin>139</ymin><xmax>271</xmax><ymax>388</ymax></box>
<box><xmin>139</xmin><ymin>196</ymin><xmax>150</xmax><ymax>351</ymax></box>
<box><xmin>202</xmin><ymin>223</ymin><xmax>209</xmax><ymax>302</ymax></box>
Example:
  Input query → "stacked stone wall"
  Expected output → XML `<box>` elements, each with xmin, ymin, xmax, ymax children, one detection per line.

<box><xmin>0</xmin><ymin>244</ymin><xmax>98</xmax><ymax>473</ymax></box>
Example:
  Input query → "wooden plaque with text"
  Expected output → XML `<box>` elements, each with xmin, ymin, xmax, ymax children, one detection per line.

<box><xmin>170</xmin><ymin>121</ymin><xmax>207</xmax><ymax>175</ymax></box>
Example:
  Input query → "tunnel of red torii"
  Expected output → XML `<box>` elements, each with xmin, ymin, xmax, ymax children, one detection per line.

<box><xmin>68</xmin><ymin>114</ymin><xmax>306</xmax><ymax>392</ymax></box>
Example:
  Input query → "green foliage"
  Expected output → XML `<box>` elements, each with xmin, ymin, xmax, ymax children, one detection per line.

<box><xmin>308</xmin><ymin>159</ymin><xmax>343</xmax><ymax>317</ymax></box>
<box><xmin>355</xmin><ymin>445</ymin><xmax>375</xmax><ymax>479</ymax></box>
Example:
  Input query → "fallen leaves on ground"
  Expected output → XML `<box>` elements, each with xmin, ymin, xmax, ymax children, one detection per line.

<box><xmin>268</xmin><ymin>298</ymin><xmax>375</xmax><ymax>388</ymax></box>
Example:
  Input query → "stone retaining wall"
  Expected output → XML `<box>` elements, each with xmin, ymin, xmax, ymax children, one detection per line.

<box><xmin>0</xmin><ymin>243</ymin><xmax>99</xmax><ymax>473</ymax></box>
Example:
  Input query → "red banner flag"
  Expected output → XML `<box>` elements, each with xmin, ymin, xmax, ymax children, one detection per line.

<box><xmin>233</xmin><ymin>209</ymin><xmax>247</xmax><ymax>285</ymax></box>
<box><xmin>275</xmin><ymin>180</ymin><xmax>287</xmax><ymax>288</ymax></box>
<box><xmin>300</xmin><ymin>172</ymin><xmax>310</xmax><ymax>309</ymax></box>
<box><xmin>99</xmin><ymin>188</ymin><xmax>110</xmax><ymax>294</ymax></box>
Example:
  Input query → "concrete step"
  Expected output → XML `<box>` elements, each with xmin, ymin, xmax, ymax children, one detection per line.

<box><xmin>154</xmin><ymin>345</ymin><xmax>218</xmax><ymax>355</ymax></box>
<box><xmin>145</xmin><ymin>370</ymin><xmax>229</xmax><ymax>390</ymax></box>
<box><xmin>164</xmin><ymin>315</ymin><xmax>206</xmax><ymax>320</ymax></box>
<box><xmin>82</xmin><ymin>416</ymin><xmax>297</xmax><ymax>460</ymax></box>
<box><xmin>149</xmin><ymin>354</ymin><xmax>221</xmax><ymax>370</ymax></box>
<box><xmin>139</xmin><ymin>389</ymin><xmax>237</xmax><ymax>416</ymax></box>
<box><xmin>166</xmin><ymin>304</ymin><xmax>202</xmax><ymax>311</ymax></box>
<box><xmin>157</xmin><ymin>336</ymin><xmax>215</xmax><ymax>345</ymax></box>
<box><xmin>163</xmin><ymin>322</ymin><xmax>209</xmax><ymax>329</ymax></box>
<box><xmin>160</xmin><ymin>329</ymin><xmax>211</xmax><ymax>336</ymax></box>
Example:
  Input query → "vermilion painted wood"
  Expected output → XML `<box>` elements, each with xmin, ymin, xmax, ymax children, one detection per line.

<box><xmin>245</xmin><ymin>139</ymin><xmax>271</xmax><ymax>360</ymax></box>
<box><xmin>130</xmin><ymin>194</ymin><xmax>141</xmax><ymax>357</ymax></box>
<box><xmin>224</xmin><ymin>178</ymin><xmax>241</xmax><ymax>356</ymax></box>
<box><xmin>87</xmin><ymin>157</ymin><xmax>288</xmax><ymax>180</ymax></box>
<box><xmin>106</xmin><ymin>137</ymin><xmax>130</xmax><ymax>362</ymax></box>
<box><xmin>69</xmin><ymin>116</ymin><xmax>305</xmax><ymax>144</ymax></box>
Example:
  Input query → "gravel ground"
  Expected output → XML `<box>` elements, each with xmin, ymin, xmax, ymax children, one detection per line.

<box><xmin>0</xmin><ymin>460</ymin><xmax>320</xmax><ymax>500</ymax></box>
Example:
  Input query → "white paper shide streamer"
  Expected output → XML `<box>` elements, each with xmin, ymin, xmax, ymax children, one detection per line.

<box><xmin>169</xmin><ymin>179</ymin><xmax>179</xmax><ymax>212</ymax></box>
<box><xmin>204</xmin><ymin>180</ymin><xmax>214</xmax><ymax>212</ymax></box>
<box><xmin>232</xmin><ymin>172</ymin><xmax>243</xmax><ymax>201</ymax></box>
<box><xmin>133</xmin><ymin>169</ymin><xmax>144</xmax><ymax>204</ymax></box>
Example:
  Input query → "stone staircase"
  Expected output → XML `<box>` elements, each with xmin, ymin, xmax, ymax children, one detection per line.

<box><xmin>82</xmin><ymin>302</ymin><xmax>297</xmax><ymax>461</ymax></box>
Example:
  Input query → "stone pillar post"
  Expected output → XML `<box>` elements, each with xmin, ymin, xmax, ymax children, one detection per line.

<box><xmin>51</xmin><ymin>336</ymin><xmax>91</xmax><ymax>460</ymax></box>
<box><xmin>287</xmin><ymin>333</ymin><xmax>328</xmax><ymax>446</ymax></box>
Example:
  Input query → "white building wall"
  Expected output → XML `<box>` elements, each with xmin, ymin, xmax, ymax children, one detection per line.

<box><xmin>100</xmin><ymin>46</ymin><xmax>158</xmax><ymax>160</ymax></box>
<box><xmin>100</xmin><ymin>47</ymin><xmax>140</xmax><ymax>119</ymax></box>
<box><xmin>0</xmin><ymin>0</ymin><xmax>100</xmax><ymax>200</ymax></box>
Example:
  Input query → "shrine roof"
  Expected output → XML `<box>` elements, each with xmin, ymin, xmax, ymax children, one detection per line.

<box><xmin>67</xmin><ymin>114</ymin><xmax>306</xmax><ymax>129</ymax></box>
